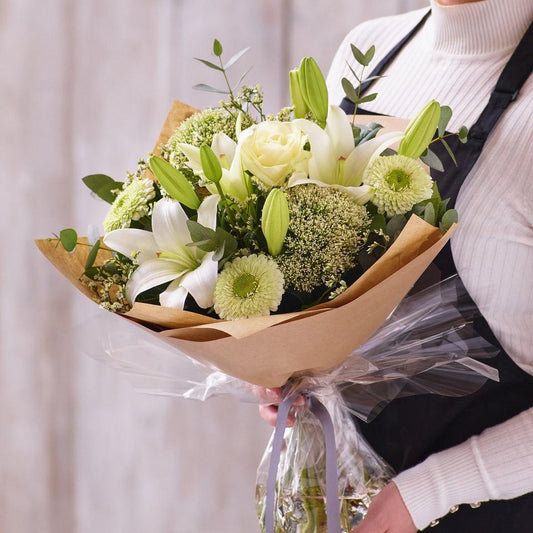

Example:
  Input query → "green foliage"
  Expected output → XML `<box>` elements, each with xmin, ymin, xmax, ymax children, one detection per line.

<box><xmin>458</xmin><ymin>126</ymin><xmax>469</xmax><ymax>143</ymax></box>
<box><xmin>213</xmin><ymin>39</ymin><xmax>223</xmax><ymax>57</ymax></box>
<box><xmin>85</xmin><ymin>239</ymin><xmax>100</xmax><ymax>269</ymax></box>
<box><xmin>186</xmin><ymin>220</ymin><xmax>237</xmax><ymax>263</ymax></box>
<box><xmin>440</xmin><ymin>208</ymin><xmax>458</xmax><ymax>232</ymax></box>
<box><xmin>420</xmin><ymin>148</ymin><xmax>444</xmax><ymax>172</ymax></box>
<box><xmin>82</xmin><ymin>174</ymin><xmax>124</xmax><ymax>204</ymax></box>
<box><xmin>59</xmin><ymin>228</ymin><xmax>77</xmax><ymax>252</ymax></box>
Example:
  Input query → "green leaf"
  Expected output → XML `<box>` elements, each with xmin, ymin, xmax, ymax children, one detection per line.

<box><xmin>350</xmin><ymin>44</ymin><xmax>367</xmax><ymax>66</ymax></box>
<box><xmin>200</xmin><ymin>145</ymin><xmax>223</xmax><ymax>183</ymax></box>
<box><xmin>441</xmin><ymin>138</ymin><xmax>457</xmax><ymax>165</ymax></box>
<box><xmin>82</xmin><ymin>174</ymin><xmax>123</xmax><ymax>204</ymax></box>
<box><xmin>193</xmin><ymin>83</ymin><xmax>229</xmax><ymax>94</ymax></box>
<box><xmin>85</xmin><ymin>239</ymin><xmax>101</xmax><ymax>269</ymax></box>
<box><xmin>187</xmin><ymin>220</ymin><xmax>215</xmax><ymax>245</ymax></box>
<box><xmin>194</xmin><ymin>57</ymin><xmax>224</xmax><ymax>71</ymax></box>
<box><xmin>458</xmin><ymin>125</ymin><xmax>469</xmax><ymax>143</ymax></box>
<box><xmin>361</xmin><ymin>74</ymin><xmax>385</xmax><ymax>83</ymax></box>
<box><xmin>364</xmin><ymin>45</ymin><xmax>376</xmax><ymax>65</ymax></box>
<box><xmin>420</xmin><ymin>148</ymin><xmax>444</xmax><ymax>172</ymax></box>
<box><xmin>186</xmin><ymin>221</ymin><xmax>237</xmax><ymax>263</ymax></box>
<box><xmin>213</xmin><ymin>39</ymin><xmax>223</xmax><ymax>57</ymax></box>
<box><xmin>356</xmin><ymin>93</ymin><xmax>377</xmax><ymax>104</ymax></box>
<box><xmin>341</xmin><ymin>77</ymin><xmax>359</xmax><ymax>103</ymax></box>
<box><xmin>424</xmin><ymin>202</ymin><xmax>436</xmax><ymax>225</ymax></box>
<box><xmin>345</xmin><ymin>61</ymin><xmax>361</xmax><ymax>83</ymax></box>
<box><xmin>386</xmin><ymin>215</ymin><xmax>407</xmax><ymax>240</ymax></box>
<box><xmin>59</xmin><ymin>228</ymin><xmax>77</xmax><ymax>252</ymax></box>
<box><xmin>438</xmin><ymin>197</ymin><xmax>450</xmax><ymax>219</ymax></box>
<box><xmin>438</xmin><ymin>105</ymin><xmax>453</xmax><ymax>137</ymax></box>
<box><xmin>370</xmin><ymin>213</ymin><xmax>386</xmax><ymax>233</ymax></box>
<box><xmin>149</xmin><ymin>156</ymin><xmax>200</xmax><ymax>209</ymax></box>
<box><xmin>440</xmin><ymin>208</ymin><xmax>458</xmax><ymax>232</ymax></box>
<box><xmin>224</xmin><ymin>46</ymin><xmax>250</xmax><ymax>69</ymax></box>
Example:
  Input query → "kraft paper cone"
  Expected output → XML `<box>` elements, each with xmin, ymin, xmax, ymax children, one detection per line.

<box><xmin>36</xmin><ymin>101</ymin><xmax>457</xmax><ymax>387</ymax></box>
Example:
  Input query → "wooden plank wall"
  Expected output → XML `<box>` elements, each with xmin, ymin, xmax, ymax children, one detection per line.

<box><xmin>1</xmin><ymin>1</ymin><xmax>428</xmax><ymax>532</ymax></box>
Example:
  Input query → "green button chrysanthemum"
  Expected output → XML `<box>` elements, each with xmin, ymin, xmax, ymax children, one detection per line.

<box><xmin>103</xmin><ymin>178</ymin><xmax>156</xmax><ymax>232</ymax></box>
<box><xmin>103</xmin><ymin>178</ymin><xmax>155</xmax><ymax>233</ymax></box>
<box><xmin>363</xmin><ymin>154</ymin><xmax>433</xmax><ymax>217</ymax></box>
<box><xmin>213</xmin><ymin>254</ymin><xmax>284</xmax><ymax>320</ymax></box>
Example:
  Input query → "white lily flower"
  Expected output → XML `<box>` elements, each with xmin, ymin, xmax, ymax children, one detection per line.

<box><xmin>103</xmin><ymin>195</ymin><xmax>220</xmax><ymax>310</ymax></box>
<box><xmin>177</xmin><ymin>133</ymin><xmax>249</xmax><ymax>202</ymax></box>
<box><xmin>292</xmin><ymin>104</ymin><xmax>403</xmax><ymax>200</ymax></box>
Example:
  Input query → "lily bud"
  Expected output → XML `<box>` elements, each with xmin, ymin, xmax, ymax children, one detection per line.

<box><xmin>290</xmin><ymin>69</ymin><xmax>309</xmax><ymax>118</ymax></box>
<box><xmin>398</xmin><ymin>100</ymin><xmax>441</xmax><ymax>159</ymax></box>
<box><xmin>261</xmin><ymin>188</ymin><xmax>289</xmax><ymax>257</ymax></box>
<box><xmin>200</xmin><ymin>144</ymin><xmax>223</xmax><ymax>184</ymax></box>
<box><xmin>299</xmin><ymin>57</ymin><xmax>329</xmax><ymax>128</ymax></box>
<box><xmin>149</xmin><ymin>156</ymin><xmax>200</xmax><ymax>210</ymax></box>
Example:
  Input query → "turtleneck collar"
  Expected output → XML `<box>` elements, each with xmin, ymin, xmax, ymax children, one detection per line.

<box><xmin>429</xmin><ymin>0</ymin><xmax>533</xmax><ymax>55</ymax></box>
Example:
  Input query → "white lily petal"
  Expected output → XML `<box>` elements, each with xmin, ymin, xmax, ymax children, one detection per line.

<box><xmin>197</xmin><ymin>195</ymin><xmax>220</xmax><ymax>230</ymax></box>
<box><xmin>212</xmin><ymin>132</ymin><xmax>236</xmax><ymax>163</ymax></box>
<box><xmin>325</xmin><ymin>105</ymin><xmax>355</xmax><ymax>158</ymax></box>
<box><xmin>343</xmin><ymin>184</ymin><xmax>374</xmax><ymax>204</ymax></box>
<box><xmin>220</xmin><ymin>146</ymin><xmax>248</xmax><ymax>202</ymax></box>
<box><xmin>287</xmin><ymin>172</ymin><xmax>310</xmax><ymax>187</ymax></box>
<box><xmin>293</xmin><ymin>118</ymin><xmax>336</xmax><ymax>184</ymax></box>
<box><xmin>103</xmin><ymin>229</ymin><xmax>158</xmax><ymax>264</ymax></box>
<box><xmin>152</xmin><ymin>198</ymin><xmax>191</xmax><ymax>251</ymax></box>
<box><xmin>180</xmin><ymin>252</ymin><xmax>218</xmax><ymax>308</ymax></box>
<box><xmin>159</xmin><ymin>279</ymin><xmax>189</xmax><ymax>309</ymax></box>
<box><xmin>344</xmin><ymin>131</ymin><xmax>404</xmax><ymax>186</ymax></box>
<box><xmin>176</xmin><ymin>143</ymin><xmax>202</xmax><ymax>173</ymax></box>
<box><xmin>126</xmin><ymin>258</ymin><xmax>183</xmax><ymax>303</ymax></box>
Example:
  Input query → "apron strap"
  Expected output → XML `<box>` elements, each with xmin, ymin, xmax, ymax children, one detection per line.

<box><xmin>340</xmin><ymin>9</ymin><xmax>431</xmax><ymax>115</ymax></box>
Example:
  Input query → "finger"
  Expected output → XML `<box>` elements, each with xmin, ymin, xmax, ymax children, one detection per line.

<box><xmin>251</xmin><ymin>386</ymin><xmax>283</xmax><ymax>402</ymax></box>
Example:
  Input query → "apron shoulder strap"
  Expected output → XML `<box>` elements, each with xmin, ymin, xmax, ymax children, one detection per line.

<box><xmin>340</xmin><ymin>9</ymin><xmax>431</xmax><ymax>114</ymax></box>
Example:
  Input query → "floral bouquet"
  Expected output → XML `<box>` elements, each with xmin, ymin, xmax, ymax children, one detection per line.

<box><xmin>37</xmin><ymin>41</ymin><xmax>495</xmax><ymax>532</ymax></box>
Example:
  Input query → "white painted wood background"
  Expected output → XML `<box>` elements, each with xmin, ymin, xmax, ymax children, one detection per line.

<box><xmin>1</xmin><ymin>1</ymin><xmax>428</xmax><ymax>531</ymax></box>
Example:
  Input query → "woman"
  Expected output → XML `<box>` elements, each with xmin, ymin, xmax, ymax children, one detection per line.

<box><xmin>261</xmin><ymin>0</ymin><xmax>533</xmax><ymax>531</ymax></box>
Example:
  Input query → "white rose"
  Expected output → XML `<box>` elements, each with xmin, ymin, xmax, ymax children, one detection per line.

<box><xmin>238</xmin><ymin>121</ymin><xmax>310</xmax><ymax>188</ymax></box>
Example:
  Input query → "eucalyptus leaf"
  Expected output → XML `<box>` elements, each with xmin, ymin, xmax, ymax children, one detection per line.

<box><xmin>370</xmin><ymin>213</ymin><xmax>386</xmax><ymax>233</ymax></box>
<box><xmin>224</xmin><ymin>46</ymin><xmax>251</xmax><ymax>69</ymax></box>
<box><xmin>441</xmin><ymin>138</ymin><xmax>457</xmax><ymax>165</ymax></box>
<box><xmin>213</xmin><ymin>39</ymin><xmax>223</xmax><ymax>57</ymax></box>
<box><xmin>362</xmin><ymin>75</ymin><xmax>384</xmax><ymax>83</ymax></box>
<box><xmin>438</xmin><ymin>197</ymin><xmax>450</xmax><ymax>219</ymax></box>
<box><xmin>424</xmin><ymin>202</ymin><xmax>436</xmax><ymax>225</ymax></box>
<box><xmin>187</xmin><ymin>220</ymin><xmax>215</xmax><ymax>245</ymax></box>
<box><xmin>59</xmin><ymin>228</ymin><xmax>77</xmax><ymax>252</ymax></box>
<box><xmin>341</xmin><ymin>77</ymin><xmax>359</xmax><ymax>103</ymax></box>
<box><xmin>386</xmin><ymin>215</ymin><xmax>407</xmax><ymax>240</ymax></box>
<box><xmin>420</xmin><ymin>148</ymin><xmax>445</xmax><ymax>172</ymax></box>
<box><xmin>82</xmin><ymin>174</ymin><xmax>123</xmax><ymax>204</ymax></box>
<box><xmin>350</xmin><ymin>44</ymin><xmax>367</xmax><ymax>66</ymax></box>
<box><xmin>438</xmin><ymin>106</ymin><xmax>453</xmax><ymax>137</ymax></box>
<box><xmin>357</xmin><ymin>93</ymin><xmax>377</xmax><ymax>104</ymax></box>
<box><xmin>458</xmin><ymin>126</ymin><xmax>469</xmax><ymax>143</ymax></box>
<box><xmin>85</xmin><ymin>239</ymin><xmax>101</xmax><ymax>269</ymax></box>
<box><xmin>193</xmin><ymin>83</ymin><xmax>229</xmax><ymax>94</ymax></box>
<box><xmin>345</xmin><ymin>61</ymin><xmax>361</xmax><ymax>83</ymax></box>
<box><xmin>364</xmin><ymin>45</ymin><xmax>376</xmax><ymax>65</ymax></box>
<box><xmin>440</xmin><ymin>209</ymin><xmax>458</xmax><ymax>232</ymax></box>
<box><xmin>194</xmin><ymin>58</ymin><xmax>224</xmax><ymax>71</ymax></box>
<box><xmin>233</xmin><ymin>66</ymin><xmax>253</xmax><ymax>90</ymax></box>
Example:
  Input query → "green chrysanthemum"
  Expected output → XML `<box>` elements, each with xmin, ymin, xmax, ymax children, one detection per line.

<box><xmin>363</xmin><ymin>154</ymin><xmax>433</xmax><ymax>217</ymax></box>
<box><xmin>276</xmin><ymin>185</ymin><xmax>370</xmax><ymax>293</ymax></box>
<box><xmin>163</xmin><ymin>108</ymin><xmax>255</xmax><ymax>170</ymax></box>
<box><xmin>214</xmin><ymin>254</ymin><xmax>284</xmax><ymax>320</ymax></box>
<box><xmin>103</xmin><ymin>178</ymin><xmax>156</xmax><ymax>232</ymax></box>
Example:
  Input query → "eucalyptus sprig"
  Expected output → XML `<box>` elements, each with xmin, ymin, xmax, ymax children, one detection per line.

<box><xmin>341</xmin><ymin>44</ymin><xmax>381</xmax><ymax>122</ymax></box>
<box><xmin>194</xmin><ymin>39</ymin><xmax>265</xmax><ymax>120</ymax></box>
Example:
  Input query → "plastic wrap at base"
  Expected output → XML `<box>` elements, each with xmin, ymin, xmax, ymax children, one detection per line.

<box><xmin>79</xmin><ymin>275</ymin><xmax>499</xmax><ymax>414</ymax></box>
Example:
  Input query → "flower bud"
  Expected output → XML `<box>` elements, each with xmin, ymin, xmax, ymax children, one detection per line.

<box><xmin>261</xmin><ymin>189</ymin><xmax>289</xmax><ymax>257</ymax></box>
<box><xmin>298</xmin><ymin>57</ymin><xmax>329</xmax><ymax>128</ymax></box>
<box><xmin>398</xmin><ymin>100</ymin><xmax>441</xmax><ymax>159</ymax></box>
<box><xmin>149</xmin><ymin>156</ymin><xmax>200</xmax><ymax>210</ymax></box>
<box><xmin>290</xmin><ymin>69</ymin><xmax>309</xmax><ymax>118</ymax></box>
<box><xmin>200</xmin><ymin>144</ymin><xmax>223</xmax><ymax>184</ymax></box>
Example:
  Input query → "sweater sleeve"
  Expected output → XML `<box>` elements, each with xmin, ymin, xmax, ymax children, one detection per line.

<box><xmin>393</xmin><ymin>407</ymin><xmax>533</xmax><ymax>530</ymax></box>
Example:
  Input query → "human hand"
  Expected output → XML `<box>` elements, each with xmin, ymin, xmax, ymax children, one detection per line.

<box><xmin>351</xmin><ymin>482</ymin><xmax>417</xmax><ymax>533</ymax></box>
<box><xmin>252</xmin><ymin>386</ymin><xmax>306</xmax><ymax>427</ymax></box>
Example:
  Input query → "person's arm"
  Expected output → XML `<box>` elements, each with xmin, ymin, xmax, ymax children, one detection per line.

<box><xmin>353</xmin><ymin>407</ymin><xmax>533</xmax><ymax>532</ymax></box>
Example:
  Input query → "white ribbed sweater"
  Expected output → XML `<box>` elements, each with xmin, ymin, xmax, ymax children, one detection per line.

<box><xmin>327</xmin><ymin>0</ymin><xmax>533</xmax><ymax>529</ymax></box>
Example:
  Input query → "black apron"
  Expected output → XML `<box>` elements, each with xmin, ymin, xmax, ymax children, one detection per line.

<box><xmin>340</xmin><ymin>11</ymin><xmax>533</xmax><ymax>532</ymax></box>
